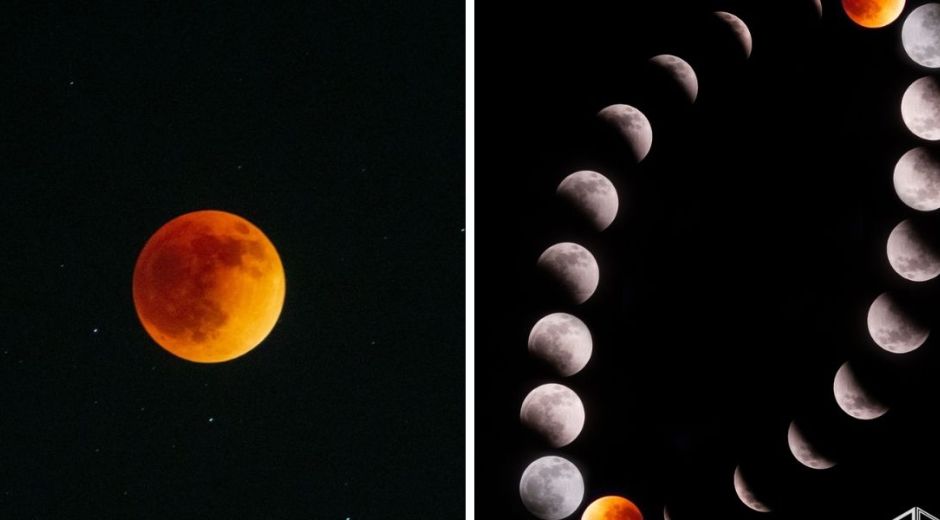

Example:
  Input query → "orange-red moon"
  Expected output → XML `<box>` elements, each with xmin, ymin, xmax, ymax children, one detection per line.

<box><xmin>582</xmin><ymin>496</ymin><xmax>643</xmax><ymax>520</ymax></box>
<box><xmin>842</xmin><ymin>0</ymin><xmax>905</xmax><ymax>28</ymax></box>
<box><xmin>133</xmin><ymin>210</ymin><xmax>285</xmax><ymax>363</ymax></box>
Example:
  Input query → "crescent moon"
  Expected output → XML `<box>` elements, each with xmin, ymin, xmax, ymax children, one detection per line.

<box><xmin>867</xmin><ymin>292</ymin><xmax>929</xmax><ymax>354</ymax></box>
<box><xmin>649</xmin><ymin>54</ymin><xmax>699</xmax><ymax>103</ymax></box>
<box><xmin>787</xmin><ymin>420</ymin><xmax>836</xmax><ymax>470</ymax></box>
<box><xmin>556</xmin><ymin>170</ymin><xmax>620</xmax><ymax>232</ymax></box>
<box><xmin>893</xmin><ymin>147</ymin><xmax>940</xmax><ymax>211</ymax></box>
<box><xmin>597</xmin><ymin>104</ymin><xmax>653</xmax><ymax>163</ymax></box>
<box><xmin>833</xmin><ymin>361</ymin><xmax>889</xmax><ymax>420</ymax></box>
<box><xmin>886</xmin><ymin>219</ymin><xmax>940</xmax><ymax>282</ymax></box>
<box><xmin>537</xmin><ymin>242</ymin><xmax>600</xmax><ymax>304</ymax></box>
<box><xmin>715</xmin><ymin>11</ymin><xmax>753</xmax><ymax>58</ymax></box>
<box><xmin>733</xmin><ymin>465</ymin><xmax>770</xmax><ymax>513</ymax></box>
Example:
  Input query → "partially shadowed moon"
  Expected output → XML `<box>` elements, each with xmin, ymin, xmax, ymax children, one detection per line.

<box><xmin>519</xmin><ymin>456</ymin><xmax>585</xmax><ymax>520</ymax></box>
<box><xmin>787</xmin><ymin>420</ymin><xmax>836</xmax><ymax>470</ymax></box>
<box><xmin>715</xmin><ymin>11</ymin><xmax>753</xmax><ymax>58</ymax></box>
<box><xmin>537</xmin><ymin>242</ymin><xmax>600</xmax><ymax>304</ymax></box>
<box><xmin>733</xmin><ymin>466</ymin><xmax>770</xmax><ymax>513</ymax></box>
<box><xmin>597</xmin><ymin>104</ymin><xmax>653</xmax><ymax>164</ymax></box>
<box><xmin>843</xmin><ymin>0</ymin><xmax>906</xmax><ymax>28</ymax></box>
<box><xmin>867</xmin><ymin>292</ymin><xmax>929</xmax><ymax>353</ymax></box>
<box><xmin>528</xmin><ymin>313</ymin><xmax>593</xmax><ymax>377</ymax></box>
<box><xmin>815</xmin><ymin>0</ymin><xmax>823</xmax><ymax>17</ymax></box>
<box><xmin>520</xmin><ymin>383</ymin><xmax>586</xmax><ymax>448</ymax></box>
<box><xmin>663</xmin><ymin>506</ymin><xmax>671</xmax><ymax>520</ymax></box>
<box><xmin>650</xmin><ymin>54</ymin><xmax>699</xmax><ymax>103</ymax></box>
<box><xmin>894</xmin><ymin>147</ymin><xmax>940</xmax><ymax>211</ymax></box>
<box><xmin>902</xmin><ymin>3</ymin><xmax>940</xmax><ymax>67</ymax></box>
<box><xmin>902</xmin><ymin>76</ymin><xmax>940</xmax><ymax>140</ymax></box>
<box><xmin>581</xmin><ymin>496</ymin><xmax>643</xmax><ymax>520</ymax></box>
<box><xmin>887</xmin><ymin>219</ymin><xmax>940</xmax><ymax>282</ymax></box>
<box><xmin>557</xmin><ymin>170</ymin><xmax>619</xmax><ymax>232</ymax></box>
<box><xmin>833</xmin><ymin>361</ymin><xmax>888</xmax><ymax>420</ymax></box>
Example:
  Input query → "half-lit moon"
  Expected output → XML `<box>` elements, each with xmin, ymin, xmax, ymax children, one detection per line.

<box><xmin>843</xmin><ymin>0</ymin><xmax>905</xmax><ymax>28</ymax></box>
<box><xmin>894</xmin><ymin>147</ymin><xmax>940</xmax><ymax>211</ymax></box>
<box><xmin>581</xmin><ymin>496</ymin><xmax>643</xmax><ymax>520</ymax></box>
<box><xmin>650</xmin><ymin>54</ymin><xmax>699</xmax><ymax>103</ymax></box>
<box><xmin>537</xmin><ymin>242</ymin><xmax>600</xmax><ymax>304</ymax></box>
<box><xmin>833</xmin><ymin>361</ymin><xmax>888</xmax><ymax>420</ymax></box>
<box><xmin>715</xmin><ymin>11</ymin><xmax>753</xmax><ymax>58</ymax></box>
<box><xmin>787</xmin><ymin>420</ymin><xmax>836</xmax><ymax>470</ymax></box>
<box><xmin>519</xmin><ymin>456</ymin><xmax>585</xmax><ymax>520</ymax></box>
<box><xmin>557</xmin><ymin>170</ymin><xmax>619</xmax><ymax>232</ymax></box>
<box><xmin>902</xmin><ymin>76</ymin><xmax>940</xmax><ymax>141</ymax></box>
<box><xmin>520</xmin><ymin>383</ymin><xmax>586</xmax><ymax>448</ymax></box>
<box><xmin>733</xmin><ymin>465</ymin><xmax>770</xmax><ymax>513</ymax></box>
<box><xmin>597</xmin><ymin>104</ymin><xmax>653</xmax><ymax>164</ymax></box>
<box><xmin>887</xmin><ymin>219</ymin><xmax>940</xmax><ymax>282</ymax></box>
<box><xmin>528</xmin><ymin>312</ymin><xmax>593</xmax><ymax>376</ymax></box>
<box><xmin>867</xmin><ymin>292</ymin><xmax>929</xmax><ymax>354</ymax></box>
<box><xmin>902</xmin><ymin>3</ymin><xmax>940</xmax><ymax>67</ymax></box>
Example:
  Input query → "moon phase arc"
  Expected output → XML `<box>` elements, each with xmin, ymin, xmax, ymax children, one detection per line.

<box><xmin>133</xmin><ymin>210</ymin><xmax>286</xmax><ymax>363</ymax></box>
<box><xmin>787</xmin><ymin>420</ymin><xmax>837</xmax><ymax>470</ymax></box>
<box><xmin>894</xmin><ymin>147</ymin><xmax>940</xmax><ymax>211</ymax></box>
<box><xmin>581</xmin><ymin>496</ymin><xmax>644</xmax><ymax>520</ymax></box>
<box><xmin>714</xmin><ymin>11</ymin><xmax>753</xmax><ymax>58</ymax></box>
<box><xmin>833</xmin><ymin>362</ymin><xmax>889</xmax><ymax>420</ymax></box>
<box><xmin>556</xmin><ymin>170</ymin><xmax>619</xmax><ymax>232</ymax></box>
<box><xmin>902</xmin><ymin>77</ymin><xmax>940</xmax><ymax>141</ymax></box>
<box><xmin>537</xmin><ymin>242</ymin><xmax>600</xmax><ymax>304</ymax></box>
<box><xmin>597</xmin><ymin>104</ymin><xmax>653</xmax><ymax>164</ymax></box>
<box><xmin>520</xmin><ymin>383</ymin><xmax>586</xmax><ymax>448</ymax></box>
<box><xmin>887</xmin><ymin>219</ymin><xmax>940</xmax><ymax>282</ymax></box>
<box><xmin>843</xmin><ymin>0</ymin><xmax>906</xmax><ymax>28</ymax></box>
<box><xmin>733</xmin><ymin>466</ymin><xmax>770</xmax><ymax>513</ymax></box>
<box><xmin>519</xmin><ymin>456</ymin><xmax>585</xmax><ymax>520</ymax></box>
<box><xmin>649</xmin><ymin>54</ymin><xmax>699</xmax><ymax>103</ymax></box>
<box><xmin>867</xmin><ymin>292</ymin><xmax>929</xmax><ymax>354</ymax></box>
<box><xmin>903</xmin><ymin>3</ymin><xmax>940</xmax><ymax>67</ymax></box>
<box><xmin>528</xmin><ymin>313</ymin><xmax>593</xmax><ymax>376</ymax></box>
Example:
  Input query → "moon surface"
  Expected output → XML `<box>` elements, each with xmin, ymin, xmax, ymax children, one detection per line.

<box><xmin>833</xmin><ymin>362</ymin><xmax>889</xmax><ymax>420</ymax></box>
<box><xmin>894</xmin><ymin>147</ymin><xmax>940</xmax><ymax>211</ymax></box>
<box><xmin>815</xmin><ymin>0</ymin><xmax>823</xmax><ymax>17</ymax></box>
<box><xmin>867</xmin><ymin>292</ymin><xmax>929</xmax><ymax>354</ymax></box>
<box><xmin>520</xmin><ymin>383</ymin><xmax>586</xmax><ymax>448</ymax></box>
<box><xmin>519</xmin><ymin>456</ymin><xmax>585</xmax><ymax>520</ymax></box>
<box><xmin>902</xmin><ymin>76</ymin><xmax>940</xmax><ymax>141</ymax></box>
<box><xmin>650</xmin><ymin>54</ymin><xmax>699</xmax><ymax>103</ymax></box>
<box><xmin>133</xmin><ymin>210</ymin><xmax>286</xmax><ymax>363</ymax></box>
<box><xmin>733</xmin><ymin>466</ymin><xmax>770</xmax><ymax>513</ymax></box>
<box><xmin>581</xmin><ymin>496</ymin><xmax>643</xmax><ymax>520</ymax></box>
<box><xmin>903</xmin><ymin>3</ymin><xmax>940</xmax><ymax>67</ymax></box>
<box><xmin>537</xmin><ymin>242</ymin><xmax>600</xmax><ymax>304</ymax></box>
<box><xmin>528</xmin><ymin>313</ymin><xmax>593</xmax><ymax>376</ymax></box>
<box><xmin>843</xmin><ymin>0</ymin><xmax>906</xmax><ymax>28</ymax></box>
<box><xmin>887</xmin><ymin>219</ymin><xmax>940</xmax><ymax>282</ymax></box>
<box><xmin>557</xmin><ymin>170</ymin><xmax>619</xmax><ymax>232</ymax></box>
<box><xmin>787</xmin><ymin>420</ymin><xmax>836</xmax><ymax>470</ymax></box>
<box><xmin>597</xmin><ymin>104</ymin><xmax>653</xmax><ymax>163</ymax></box>
<box><xmin>715</xmin><ymin>11</ymin><xmax>752</xmax><ymax>58</ymax></box>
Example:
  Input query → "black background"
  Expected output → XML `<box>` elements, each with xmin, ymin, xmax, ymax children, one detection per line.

<box><xmin>477</xmin><ymin>1</ymin><xmax>940</xmax><ymax>519</ymax></box>
<box><xmin>0</xmin><ymin>1</ymin><xmax>464</xmax><ymax>518</ymax></box>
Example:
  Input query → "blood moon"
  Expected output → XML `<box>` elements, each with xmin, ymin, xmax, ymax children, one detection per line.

<box><xmin>133</xmin><ymin>210</ymin><xmax>285</xmax><ymax>363</ymax></box>
<box><xmin>842</xmin><ymin>0</ymin><xmax>905</xmax><ymax>28</ymax></box>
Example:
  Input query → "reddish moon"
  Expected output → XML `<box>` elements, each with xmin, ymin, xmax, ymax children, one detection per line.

<box><xmin>133</xmin><ymin>210</ymin><xmax>286</xmax><ymax>363</ymax></box>
<box><xmin>842</xmin><ymin>0</ymin><xmax>905</xmax><ymax>28</ymax></box>
<box><xmin>582</xmin><ymin>496</ymin><xmax>643</xmax><ymax>520</ymax></box>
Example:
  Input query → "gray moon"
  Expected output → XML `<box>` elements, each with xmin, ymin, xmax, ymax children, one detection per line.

<box><xmin>520</xmin><ymin>383</ymin><xmax>585</xmax><ymax>448</ymax></box>
<box><xmin>556</xmin><ymin>170</ymin><xmax>619</xmax><ymax>232</ymax></box>
<box><xmin>902</xmin><ymin>3</ymin><xmax>940</xmax><ymax>68</ymax></box>
<box><xmin>733</xmin><ymin>466</ymin><xmax>770</xmax><ymax>513</ymax></box>
<box><xmin>814</xmin><ymin>0</ymin><xmax>822</xmax><ymax>17</ymax></box>
<box><xmin>715</xmin><ymin>11</ymin><xmax>753</xmax><ymax>58</ymax></box>
<box><xmin>833</xmin><ymin>361</ymin><xmax>888</xmax><ymax>420</ymax></box>
<box><xmin>887</xmin><ymin>219</ymin><xmax>940</xmax><ymax>282</ymax></box>
<box><xmin>902</xmin><ymin>76</ymin><xmax>940</xmax><ymax>141</ymax></box>
<box><xmin>597</xmin><ymin>104</ymin><xmax>653</xmax><ymax>163</ymax></box>
<box><xmin>537</xmin><ymin>242</ymin><xmax>600</xmax><ymax>304</ymax></box>
<box><xmin>528</xmin><ymin>312</ymin><xmax>593</xmax><ymax>376</ymax></box>
<box><xmin>663</xmin><ymin>505</ymin><xmax>671</xmax><ymax>520</ymax></box>
<box><xmin>894</xmin><ymin>147</ymin><xmax>940</xmax><ymax>211</ymax></box>
<box><xmin>867</xmin><ymin>292</ymin><xmax>929</xmax><ymax>354</ymax></box>
<box><xmin>519</xmin><ymin>455</ymin><xmax>585</xmax><ymax>520</ymax></box>
<box><xmin>650</xmin><ymin>54</ymin><xmax>699</xmax><ymax>103</ymax></box>
<box><xmin>787</xmin><ymin>420</ymin><xmax>836</xmax><ymax>470</ymax></box>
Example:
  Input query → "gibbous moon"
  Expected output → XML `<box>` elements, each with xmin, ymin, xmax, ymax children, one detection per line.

<box><xmin>894</xmin><ymin>147</ymin><xmax>940</xmax><ymax>211</ymax></box>
<box><xmin>537</xmin><ymin>242</ymin><xmax>600</xmax><ymax>304</ymax></box>
<box><xmin>843</xmin><ymin>0</ymin><xmax>905</xmax><ymax>28</ymax></box>
<box><xmin>557</xmin><ymin>170</ymin><xmax>619</xmax><ymax>232</ymax></box>
<box><xmin>867</xmin><ymin>292</ymin><xmax>929</xmax><ymax>353</ymax></box>
<box><xmin>833</xmin><ymin>362</ymin><xmax>889</xmax><ymax>420</ymax></box>
<box><xmin>520</xmin><ymin>383</ymin><xmax>586</xmax><ymax>448</ymax></box>
<box><xmin>133</xmin><ymin>210</ymin><xmax>286</xmax><ymax>363</ymax></box>
<box><xmin>519</xmin><ymin>456</ymin><xmax>585</xmax><ymax>520</ymax></box>
<box><xmin>581</xmin><ymin>496</ymin><xmax>643</xmax><ymax>520</ymax></box>
<box><xmin>715</xmin><ymin>11</ymin><xmax>753</xmax><ymax>58</ymax></box>
<box><xmin>787</xmin><ymin>420</ymin><xmax>836</xmax><ymax>470</ymax></box>
<box><xmin>733</xmin><ymin>466</ymin><xmax>770</xmax><ymax>513</ymax></box>
<box><xmin>597</xmin><ymin>104</ymin><xmax>653</xmax><ymax>164</ymax></box>
<box><xmin>902</xmin><ymin>77</ymin><xmax>940</xmax><ymax>141</ymax></box>
<box><xmin>650</xmin><ymin>54</ymin><xmax>699</xmax><ymax>103</ymax></box>
<box><xmin>528</xmin><ymin>313</ymin><xmax>593</xmax><ymax>377</ymax></box>
<box><xmin>902</xmin><ymin>3</ymin><xmax>940</xmax><ymax>67</ymax></box>
<box><xmin>887</xmin><ymin>219</ymin><xmax>940</xmax><ymax>282</ymax></box>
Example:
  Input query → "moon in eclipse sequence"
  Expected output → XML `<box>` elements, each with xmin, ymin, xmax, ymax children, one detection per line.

<box><xmin>733</xmin><ymin>465</ymin><xmax>770</xmax><ymax>513</ymax></box>
<box><xmin>519</xmin><ymin>455</ymin><xmax>585</xmax><ymax>520</ymax></box>
<box><xmin>903</xmin><ymin>3</ymin><xmax>940</xmax><ymax>68</ymax></box>
<box><xmin>902</xmin><ymin>76</ymin><xmax>940</xmax><ymax>141</ymax></box>
<box><xmin>815</xmin><ymin>0</ymin><xmax>823</xmax><ymax>17</ymax></box>
<box><xmin>714</xmin><ymin>11</ymin><xmax>752</xmax><ymax>58</ymax></box>
<box><xmin>133</xmin><ymin>210</ymin><xmax>286</xmax><ymax>363</ymax></box>
<box><xmin>537</xmin><ymin>242</ymin><xmax>600</xmax><ymax>304</ymax></box>
<box><xmin>649</xmin><ymin>54</ymin><xmax>699</xmax><ymax>103</ymax></box>
<box><xmin>787</xmin><ymin>420</ymin><xmax>836</xmax><ymax>470</ymax></box>
<box><xmin>867</xmin><ymin>292</ymin><xmax>929</xmax><ymax>354</ymax></box>
<box><xmin>597</xmin><ymin>104</ymin><xmax>653</xmax><ymax>164</ymax></box>
<box><xmin>894</xmin><ymin>147</ymin><xmax>940</xmax><ymax>211</ymax></box>
<box><xmin>887</xmin><ymin>219</ymin><xmax>940</xmax><ymax>282</ymax></box>
<box><xmin>833</xmin><ymin>362</ymin><xmax>888</xmax><ymax>420</ymax></box>
<box><xmin>581</xmin><ymin>496</ymin><xmax>643</xmax><ymax>520</ymax></box>
<box><xmin>557</xmin><ymin>170</ymin><xmax>619</xmax><ymax>232</ymax></box>
<box><xmin>843</xmin><ymin>0</ymin><xmax>906</xmax><ymax>28</ymax></box>
<box><xmin>528</xmin><ymin>313</ymin><xmax>593</xmax><ymax>377</ymax></box>
<box><xmin>520</xmin><ymin>383</ymin><xmax>586</xmax><ymax>448</ymax></box>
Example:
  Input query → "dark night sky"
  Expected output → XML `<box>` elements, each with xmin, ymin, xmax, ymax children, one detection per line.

<box><xmin>0</xmin><ymin>1</ymin><xmax>464</xmax><ymax>518</ymax></box>
<box><xmin>478</xmin><ymin>1</ymin><xmax>940</xmax><ymax>519</ymax></box>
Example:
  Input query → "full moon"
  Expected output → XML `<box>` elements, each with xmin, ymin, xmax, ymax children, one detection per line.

<box><xmin>902</xmin><ymin>3</ymin><xmax>940</xmax><ymax>67</ymax></box>
<box><xmin>581</xmin><ymin>496</ymin><xmax>643</xmax><ymax>520</ymax></box>
<box><xmin>557</xmin><ymin>170</ymin><xmax>619</xmax><ymax>232</ymax></box>
<box><xmin>894</xmin><ymin>147</ymin><xmax>940</xmax><ymax>211</ymax></box>
<box><xmin>867</xmin><ymin>292</ymin><xmax>929</xmax><ymax>354</ymax></box>
<box><xmin>887</xmin><ymin>219</ymin><xmax>940</xmax><ymax>282</ymax></box>
<box><xmin>528</xmin><ymin>312</ymin><xmax>593</xmax><ymax>377</ymax></box>
<box><xmin>649</xmin><ymin>54</ymin><xmax>699</xmax><ymax>103</ymax></box>
<box><xmin>843</xmin><ymin>0</ymin><xmax>905</xmax><ymax>28</ymax></box>
<box><xmin>715</xmin><ymin>11</ymin><xmax>752</xmax><ymax>58</ymax></box>
<box><xmin>520</xmin><ymin>383</ymin><xmax>586</xmax><ymax>448</ymax></box>
<box><xmin>519</xmin><ymin>455</ymin><xmax>585</xmax><ymax>520</ymax></box>
<box><xmin>133</xmin><ymin>210</ymin><xmax>286</xmax><ymax>363</ymax></box>
<box><xmin>733</xmin><ymin>465</ymin><xmax>770</xmax><ymax>513</ymax></box>
<box><xmin>902</xmin><ymin>76</ymin><xmax>940</xmax><ymax>141</ymax></box>
<box><xmin>833</xmin><ymin>361</ymin><xmax>889</xmax><ymax>420</ymax></box>
<box><xmin>537</xmin><ymin>242</ymin><xmax>600</xmax><ymax>304</ymax></box>
<box><xmin>787</xmin><ymin>420</ymin><xmax>836</xmax><ymax>470</ymax></box>
<box><xmin>597</xmin><ymin>104</ymin><xmax>653</xmax><ymax>164</ymax></box>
